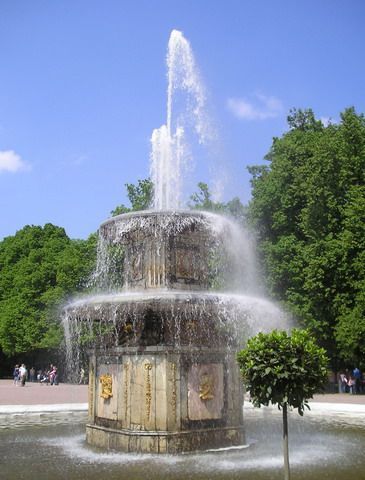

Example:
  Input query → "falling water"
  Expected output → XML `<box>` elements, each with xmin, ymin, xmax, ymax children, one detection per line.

<box><xmin>150</xmin><ymin>30</ymin><xmax>212</xmax><ymax>210</ymax></box>
<box><xmin>62</xmin><ymin>30</ymin><xmax>291</xmax><ymax>383</ymax></box>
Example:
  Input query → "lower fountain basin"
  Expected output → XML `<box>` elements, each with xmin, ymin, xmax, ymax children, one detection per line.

<box><xmin>1</xmin><ymin>406</ymin><xmax>364</xmax><ymax>479</ymax></box>
<box><xmin>63</xmin><ymin>291</ymin><xmax>287</xmax><ymax>453</ymax></box>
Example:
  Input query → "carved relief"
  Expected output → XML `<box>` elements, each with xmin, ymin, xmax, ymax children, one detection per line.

<box><xmin>144</xmin><ymin>361</ymin><xmax>153</xmax><ymax>420</ymax></box>
<box><xmin>130</xmin><ymin>251</ymin><xmax>143</xmax><ymax>280</ymax></box>
<box><xmin>127</xmin><ymin>243</ymin><xmax>144</xmax><ymax>283</ymax></box>
<box><xmin>188</xmin><ymin>363</ymin><xmax>224</xmax><ymax>420</ymax></box>
<box><xmin>99</xmin><ymin>374</ymin><xmax>113</xmax><ymax>400</ymax></box>
<box><xmin>175</xmin><ymin>247</ymin><xmax>197</xmax><ymax>279</ymax></box>
<box><xmin>199</xmin><ymin>373</ymin><xmax>214</xmax><ymax>400</ymax></box>
<box><xmin>123</xmin><ymin>362</ymin><xmax>130</xmax><ymax>421</ymax></box>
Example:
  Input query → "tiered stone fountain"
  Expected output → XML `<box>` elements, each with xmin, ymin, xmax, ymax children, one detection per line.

<box><xmin>81</xmin><ymin>210</ymin><xmax>245</xmax><ymax>453</ymax></box>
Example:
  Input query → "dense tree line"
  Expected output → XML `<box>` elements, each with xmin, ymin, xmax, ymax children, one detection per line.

<box><xmin>248</xmin><ymin>107</ymin><xmax>365</xmax><ymax>369</ymax></box>
<box><xmin>0</xmin><ymin>180</ymin><xmax>155</xmax><ymax>364</ymax></box>
<box><xmin>0</xmin><ymin>224</ymin><xmax>96</xmax><ymax>358</ymax></box>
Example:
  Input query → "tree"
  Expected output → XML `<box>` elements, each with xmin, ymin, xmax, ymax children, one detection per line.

<box><xmin>237</xmin><ymin>329</ymin><xmax>328</xmax><ymax>480</ymax></box>
<box><xmin>248</xmin><ymin>107</ymin><xmax>365</xmax><ymax>367</ymax></box>
<box><xmin>189</xmin><ymin>182</ymin><xmax>246</xmax><ymax>222</ymax></box>
<box><xmin>111</xmin><ymin>178</ymin><xmax>153</xmax><ymax>216</ymax></box>
<box><xmin>0</xmin><ymin>224</ymin><xmax>96</xmax><ymax>356</ymax></box>
<box><xmin>111</xmin><ymin>179</ymin><xmax>246</xmax><ymax>221</ymax></box>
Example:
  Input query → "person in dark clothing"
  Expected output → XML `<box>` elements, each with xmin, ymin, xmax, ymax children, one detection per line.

<box><xmin>353</xmin><ymin>367</ymin><xmax>362</xmax><ymax>394</ymax></box>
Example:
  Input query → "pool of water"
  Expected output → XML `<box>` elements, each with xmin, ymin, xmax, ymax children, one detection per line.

<box><xmin>1</xmin><ymin>408</ymin><xmax>365</xmax><ymax>480</ymax></box>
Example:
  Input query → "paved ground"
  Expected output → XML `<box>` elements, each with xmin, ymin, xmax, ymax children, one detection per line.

<box><xmin>0</xmin><ymin>379</ymin><xmax>87</xmax><ymax>405</ymax></box>
<box><xmin>312</xmin><ymin>392</ymin><xmax>365</xmax><ymax>404</ymax></box>
<box><xmin>1</xmin><ymin>379</ymin><xmax>364</xmax><ymax>406</ymax></box>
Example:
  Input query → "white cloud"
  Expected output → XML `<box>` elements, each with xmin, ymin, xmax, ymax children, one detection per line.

<box><xmin>0</xmin><ymin>150</ymin><xmax>30</xmax><ymax>173</ymax></box>
<box><xmin>227</xmin><ymin>93</ymin><xmax>284</xmax><ymax>120</ymax></box>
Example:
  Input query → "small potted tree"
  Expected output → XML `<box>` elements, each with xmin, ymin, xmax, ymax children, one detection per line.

<box><xmin>237</xmin><ymin>329</ymin><xmax>328</xmax><ymax>480</ymax></box>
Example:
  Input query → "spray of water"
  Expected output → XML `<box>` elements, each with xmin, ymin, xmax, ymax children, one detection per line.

<box><xmin>150</xmin><ymin>30</ymin><xmax>213</xmax><ymax>210</ymax></box>
<box><xmin>62</xmin><ymin>31</ymin><xmax>291</xmax><ymax>380</ymax></box>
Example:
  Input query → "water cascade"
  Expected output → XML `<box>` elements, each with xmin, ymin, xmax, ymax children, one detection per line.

<box><xmin>63</xmin><ymin>30</ymin><xmax>287</xmax><ymax>454</ymax></box>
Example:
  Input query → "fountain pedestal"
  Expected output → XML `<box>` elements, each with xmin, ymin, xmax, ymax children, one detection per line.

<box><xmin>86</xmin><ymin>346</ymin><xmax>244</xmax><ymax>453</ymax></box>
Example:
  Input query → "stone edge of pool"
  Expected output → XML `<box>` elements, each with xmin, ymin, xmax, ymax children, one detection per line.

<box><xmin>1</xmin><ymin>401</ymin><xmax>365</xmax><ymax>416</ymax></box>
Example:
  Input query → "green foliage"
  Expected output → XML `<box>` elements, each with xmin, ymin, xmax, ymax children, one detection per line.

<box><xmin>111</xmin><ymin>179</ymin><xmax>246</xmax><ymax>220</ymax></box>
<box><xmin>248</xmin><ymin>107</ymin><xmax>365</xmax><ymax>366</ymax></box>
<box><xmin>189</xmin><ymin>182</ymin><xmax>246</xmax><ymax>222</ymax></box>
<box><xmin>287</xmin><ymin>108</ymin><xmax>323</xmax><ymax>131</ymax></box>
<box><xmin>237</xmin><ymin>329</ymin><xmax>329</xmax><ymax>415</ymax></box>
<box><xmin>111</xmin><ymin>178</ymin><xmax>153</xmax><ymax>216</ymax></box>
<box><xmin>0</xmin><ymin>224</ymin><xmax>97</xmax><ymax>355</ymax></box>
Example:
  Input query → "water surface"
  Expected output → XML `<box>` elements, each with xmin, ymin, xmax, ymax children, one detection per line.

<box><xmin>1</xmin><ymin>409</ymin><xmax>364</xmax><ymax>480</ymax></box>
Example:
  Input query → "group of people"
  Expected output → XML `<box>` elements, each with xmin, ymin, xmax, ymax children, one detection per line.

<box><xmin>339</xmin><ymin>367</ymin><xmax>363</xmax><ymax>394</ymax></box>
<box><xmin>13</xmin><ymin>364</ymin><xmax>59</xmax><ymax>386</ymax></box>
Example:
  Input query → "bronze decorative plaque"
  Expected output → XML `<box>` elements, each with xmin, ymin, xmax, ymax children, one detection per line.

<box><xmin>187</xmin><ymin>363</ymin><xmax>224</xmax><ymax>420</ymax></box>
<box><xmin>99</xmin><ymin>374</ymin><xmax>113</xmax><ymax>400</ymax></box>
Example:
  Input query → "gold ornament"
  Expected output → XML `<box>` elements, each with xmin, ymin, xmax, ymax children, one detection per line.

<box><xmin>100</xmin><ymin>374</ymin><xmax>113</xmax><ymax>400</ymax></box>
<box><xmin>199</xmin><ymin>373</ymin><xmax>214</xmax><ymax>401</ymax></box>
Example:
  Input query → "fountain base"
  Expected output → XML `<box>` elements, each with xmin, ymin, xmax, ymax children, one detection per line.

<box><xmin>86</xmin><ymin>424</ymin><xmax>245</xmax><ymax>454</ymax></box>
<box><xmin>86</xmin><ymin>346</ymin><xmax>244</xmax><ymax>453</ymax></box>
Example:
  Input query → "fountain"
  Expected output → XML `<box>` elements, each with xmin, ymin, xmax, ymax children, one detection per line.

<box><xmin>1</xmin><ymin>31</ymin><xmax>364</xmax><ymax>480</ymax></box>
<box><xmin>62</xmin><ymin>30</ymin><xmax>286</xmax><ymax>454</ymax></box>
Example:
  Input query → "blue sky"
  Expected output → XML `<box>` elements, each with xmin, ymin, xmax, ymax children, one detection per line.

<box><xmin>1</xmin><ymin>1</ymin><xmax>364</xmax><ymax>240</ymax></box>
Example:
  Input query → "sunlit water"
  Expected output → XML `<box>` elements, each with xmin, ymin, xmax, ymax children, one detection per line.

<box><xmin>1</xmin><ymin>410</ymin><xmax>364</xmax><ymax>480</ymax></box>
<box><xmin>150</xmin><ymin>30</ymin><xmax>213</xmax><ymax>210</ymax></box>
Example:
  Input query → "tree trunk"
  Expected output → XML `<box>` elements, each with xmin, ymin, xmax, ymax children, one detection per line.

<box><xmin>283</xmin><ymin>402</ymin><xmax>290</xmax><ymax>480</ymax></box>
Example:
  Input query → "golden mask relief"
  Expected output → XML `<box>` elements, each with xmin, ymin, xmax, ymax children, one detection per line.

<box><xmin>199</xmin><ymin>372</ymin><xmax>214</xmax><ymax>401</ymax></box>
<box><xmin>99</xmin><ymin>374</ymin><xmax>113</xmax><ymax>400</ymax></box>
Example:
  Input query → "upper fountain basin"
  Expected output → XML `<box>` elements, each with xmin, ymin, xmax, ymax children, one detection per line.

<box><xmin>97</xmin><ymin>209</ymin><xmax>231</xmax><ymax>292</ymax></box>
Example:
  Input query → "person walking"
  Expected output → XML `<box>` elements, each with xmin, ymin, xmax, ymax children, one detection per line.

<box><xmin>339</xmin><ymin>371</ymin><xmax>348</xmax><ymax>393</ymax></box>
<box><xmin>49</xmin><ymin>365</ymin><xmax>59</xmax><ymax>385</ymax></box>
<box><xmin>19</xmin><ymin>364</ymin><xmax>27</xmax><ymax>387</ymax></box>
<box><xmin>13</xmin><ymin>365</ymin><xmax>20</xmax><ymax>386</ymax></box>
